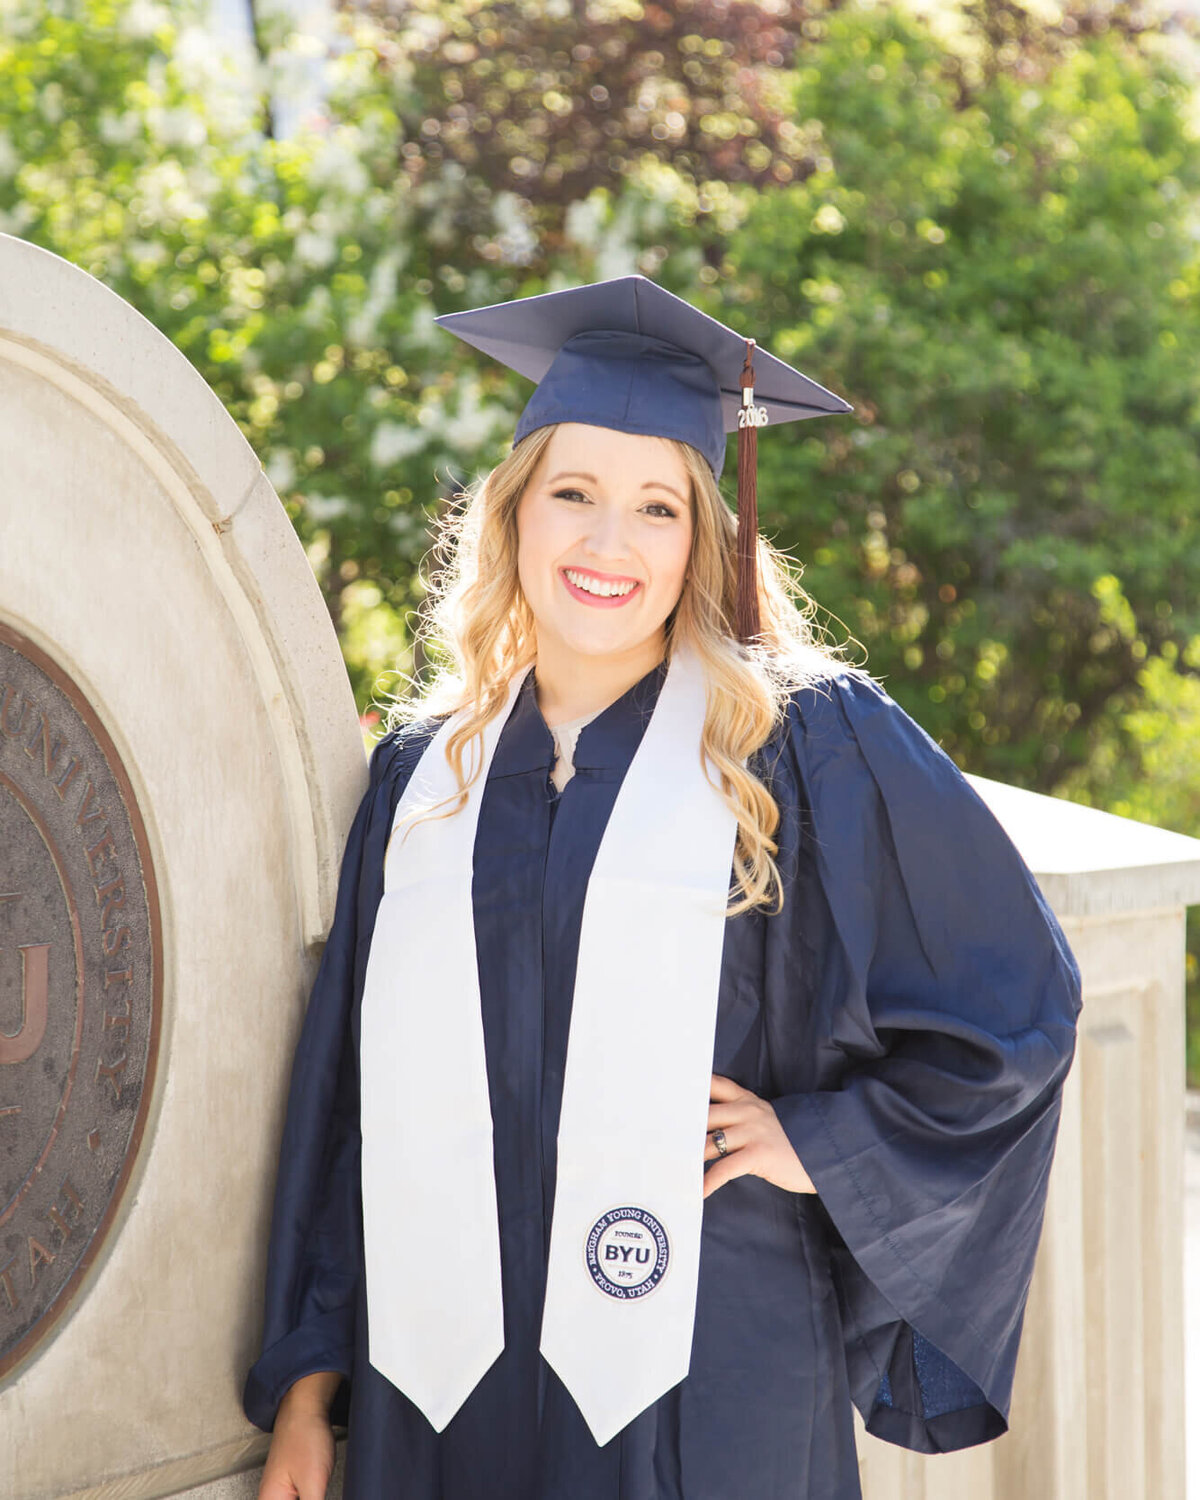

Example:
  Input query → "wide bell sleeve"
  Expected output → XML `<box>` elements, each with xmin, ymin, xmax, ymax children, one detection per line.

<box><xmin>769</xmin><ymin>669</ymin><xmax>1082</xmax><ymax>1455</ymax></box>
<box><xmin>241</xmin><ymin>733</ymin><xmax>396</xmax><ymax>1433</ymax></box>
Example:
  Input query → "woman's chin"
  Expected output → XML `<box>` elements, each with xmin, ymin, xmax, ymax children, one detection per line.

<box><xmin>541</xmin><ymin>615</ymin><xmax>662</xmax><ymax>661</ymax></box>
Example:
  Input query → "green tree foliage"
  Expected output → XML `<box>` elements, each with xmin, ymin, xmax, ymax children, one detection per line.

<box><xmin>335</xmin><ymin>0</ymin><xmax>1200</xmax><ymax>812</ymax></box>
<box><xmin>722</xmin><ymin>7</ymin><xmax>1200</xmax><ymax>797</ymax></box>
<box><xmin>345</xmin><ymin>0</ymin><xmax>832</xmax><ymax>265</ymax></box>
<box><xmin>1052</xmin><ymin>575</ymin><xmax>1200</xmax><ymax>1082</ymax></box>
<box><xmin>0</xmin><ymin>0</ymin><xmax>489</xmax><ymax>672</ymax></box>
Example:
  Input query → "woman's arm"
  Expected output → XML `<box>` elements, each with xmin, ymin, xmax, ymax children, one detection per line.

<box><xmin>243</xmin><ymin>736</ymin><xmax>399</xmax><ymax>1432</ymax></box>
<box><xmin>257</xmin><ymin>1371</ymin><xmax>342</xmax><ymax>1500</ymax></box>
<box><xmin>766</xmin><ymin>669</ymin><xmax>1082</xmax><ymax>1453</ymax></box>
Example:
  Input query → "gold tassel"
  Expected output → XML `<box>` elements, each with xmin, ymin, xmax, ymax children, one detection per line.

<box><xmin>735</xmin><ymin>338</ymin><xmax>762</xmax><ymax>645</ymax></box>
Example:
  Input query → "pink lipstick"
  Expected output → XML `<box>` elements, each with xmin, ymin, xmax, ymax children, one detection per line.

<box><xmin>559</xmin><ymin>566</ymin><xmax>643</xmax><ymax>609</ymax></box>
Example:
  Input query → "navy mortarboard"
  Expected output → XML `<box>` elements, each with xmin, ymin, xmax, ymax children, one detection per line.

<box><xmin>434</xmin><ymin>275</ymin><xmax>854</xmax><ymax>644</ymax></box>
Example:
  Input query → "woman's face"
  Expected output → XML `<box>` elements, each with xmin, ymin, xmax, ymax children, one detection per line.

<box><xmin>515</xmin><ymin>423</ymin><xmax>694</xmax><ymax>663</ymax></box>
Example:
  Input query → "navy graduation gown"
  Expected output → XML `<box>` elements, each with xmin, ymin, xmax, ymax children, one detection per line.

<box><xmin>242</xmin><ymin>660</ymin><xmax>1081</xmax><ymax>1500</ymax></box>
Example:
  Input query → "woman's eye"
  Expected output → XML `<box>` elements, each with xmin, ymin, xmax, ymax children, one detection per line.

<box><xmin>551</xmin><ymin>488</ymin><xmax>676</xmax><ymax>518</ymax></box>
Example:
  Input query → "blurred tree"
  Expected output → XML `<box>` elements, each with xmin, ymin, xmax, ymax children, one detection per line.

<box><xmin>337</xmin><ymin>0</ymin><xmax>840</xmax><ymax>271</ymax></box>
<box><xmin>717</xmin><ymin>4</ymin><xmax>1200</xmax><ymax>797</ymax></box>
<box><xmin>0</xmin><ymin>0</ymin><xmax>500</xmax><ymax>703</ymax></box>
<box><xmin>1052</xmin><ymin>576</ymin><xmax>1200</xmax><ymax>1082</ymax></box>
<box><xmin>321</xmin><ymin>0</ymin><xmax>1200</xmax><ymax>805</ymax></box>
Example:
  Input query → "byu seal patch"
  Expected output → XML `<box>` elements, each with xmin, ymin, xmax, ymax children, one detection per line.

<box><xmin>584</xmin><ymin>1206</ymin><xmax>669</xmax><ymax>1299</ymax></box>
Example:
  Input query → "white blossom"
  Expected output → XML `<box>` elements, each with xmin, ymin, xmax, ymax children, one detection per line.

<box><xmin>345</xmin><ymin>245</ymin><xmax>408</xmax><ymax>345</ymax></box>
<box><xmin>306</xmin><ymin>493</ymin><xmax>350</xmax><ymax>522</ymax></box>
<box><xmin>370</xmin><ymin>422</ymin><xmax>429</xmax><ymax>468</ymax></box>
<box><xmin>295</xmin><ymin>231</ymin><xmax>339</xmax><ymax>270</ymax></box>
<box><xmin>121</xmin><ymin>0</ymin><xmax>172</xmax><ymax>38</ymax></box>
<box><xmin>443</xmin><ymin>380</ymin><xmax>515</xmax><ymax>451</ymax></box>
<box><xmin>266</xmin><ymin>450</ymin><xmax>296</xmax><ymax>491</ymax></box>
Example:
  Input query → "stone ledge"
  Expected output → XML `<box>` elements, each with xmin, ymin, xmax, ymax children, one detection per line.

<box><xmin>968</xmin><ymin>774</ymin><xmax>1200</xmax><ymax>917</ymax></box>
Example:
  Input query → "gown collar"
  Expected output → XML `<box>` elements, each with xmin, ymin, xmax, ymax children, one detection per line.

<box><xmin>487</xmin><ymin>655</ymin><xmax>670</xmax><ymax>778</ymax></box>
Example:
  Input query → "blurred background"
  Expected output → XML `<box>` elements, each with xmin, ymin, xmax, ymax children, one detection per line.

<box><xmin>3</xmin><ymin>0</ymin><xmax>1199</xmax><ymax>1082</ymax></box>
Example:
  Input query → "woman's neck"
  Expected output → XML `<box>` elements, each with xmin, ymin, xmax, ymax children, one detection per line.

<box><xmin>533</xmin><ymin>631</ymin><xmax>666</xmax><ymax>728</ymax></box>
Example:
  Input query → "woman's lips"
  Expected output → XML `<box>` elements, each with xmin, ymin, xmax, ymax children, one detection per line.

<box><xmin>559</xmin><ymin>567</ymin><xmax>643</xmax><ymax>609</ymax></box>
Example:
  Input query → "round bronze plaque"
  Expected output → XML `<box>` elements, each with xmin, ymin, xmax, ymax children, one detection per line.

<box><xmin>0</xmin><ymin>622</ymin><xmax>161</xmax><ymax>1379</ymax></box>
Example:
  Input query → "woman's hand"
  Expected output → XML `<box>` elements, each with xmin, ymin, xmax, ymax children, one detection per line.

<box><xmin>257</xmin><ymin>1371</ymin><xmax>341</xmax><ymax>1500</ymax></box>
<box><xmin>703</xmin><ymin>1073</ymin><xmax>817</xmax><ymax>1199</ymax></box>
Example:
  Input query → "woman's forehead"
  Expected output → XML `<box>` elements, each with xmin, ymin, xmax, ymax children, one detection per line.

<box><xmin>535</xmin><ymin>423</ymin><xmax>691</xmax><ymax>486</ymax></box>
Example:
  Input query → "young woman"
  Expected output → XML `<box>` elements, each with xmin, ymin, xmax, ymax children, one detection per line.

<box><xmin>243</xmin><ymin>278</ymin><xmax>1081</xmax><ymax>1500</ymax></box>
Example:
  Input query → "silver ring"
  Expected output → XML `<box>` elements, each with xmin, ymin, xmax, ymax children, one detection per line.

<box><xmin>712</xmin><ymin>1129</ymin><xmax>729</xmax><ymax>1157</ymax></box>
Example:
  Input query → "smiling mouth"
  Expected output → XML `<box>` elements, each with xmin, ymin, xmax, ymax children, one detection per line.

<box><xmin>561</xmin><ymin>567</ymin><xmax>642</xmax><ymax>601</ymax></box>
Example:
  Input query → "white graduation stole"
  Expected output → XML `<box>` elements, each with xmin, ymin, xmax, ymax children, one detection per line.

<box><xmin>359</xmin><ymin>644</ymin><xmax>739</xmax><ymax>1445</ymax></box>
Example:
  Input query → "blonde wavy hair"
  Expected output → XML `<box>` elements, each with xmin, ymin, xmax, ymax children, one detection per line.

<box><xmin>381</xmin><ymin>423</ymin><xmax>853</xmax><ymax>917</ymax></box>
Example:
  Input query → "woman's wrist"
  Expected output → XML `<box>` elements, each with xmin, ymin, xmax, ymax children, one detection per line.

<box><xmin>279</xmin><ymin>1370</ymin><xmax>342</xmax><ymax>1420</ymax></box>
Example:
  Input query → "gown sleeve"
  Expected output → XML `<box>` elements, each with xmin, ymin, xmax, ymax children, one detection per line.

<box><xmin>241</xmin><ymin>732</ymin><xmax>399</xmax><ymax>1433</ymax></box>
<box><xmin>769</xmin><ymin>668</ymin><xmax>1082</xmax><ymax>1455</ymax></box>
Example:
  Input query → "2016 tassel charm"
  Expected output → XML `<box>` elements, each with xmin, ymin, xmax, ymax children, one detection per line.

<box><xmin>736</xmin><ymin>338</ymin><xmax>768</xmax><ymax>645</ymax></box>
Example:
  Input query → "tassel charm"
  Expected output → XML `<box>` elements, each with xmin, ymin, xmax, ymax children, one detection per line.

<box><xmin>735</xmin><ymin>339</ymin><xmax>767</xmax><ymax>645</ymax></box>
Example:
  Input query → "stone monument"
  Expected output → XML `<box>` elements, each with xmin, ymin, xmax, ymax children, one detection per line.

<box><xmin>0</xmin><ymin>232</ymin><xmax>364</xmax><ymax>1499</ymax></box>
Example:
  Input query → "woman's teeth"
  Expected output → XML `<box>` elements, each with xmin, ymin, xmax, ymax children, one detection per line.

<box><xmin>564</xmin><ymin>568</ymin><xmax>638</xmax><ymax>598</ymax></box>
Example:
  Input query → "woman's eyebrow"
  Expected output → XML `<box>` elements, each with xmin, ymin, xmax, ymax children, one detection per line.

<box><xmin>643</xmin><ymin>480</ymin><xmax>688</xmax><ymax>504</ymax></box>
<box><xmin>546</xmin><ymin>470</ymin><xmax>599</xmax><ymax>486</ymax></box>
<box><xmin>547</xmin><ymin>471</ymin><xmax>687</xmax><ymax>504</ymax></box>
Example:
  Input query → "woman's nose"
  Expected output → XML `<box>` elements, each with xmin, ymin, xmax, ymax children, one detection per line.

<box><xmin>583</xmin><ymin>503</ymin><xmax>631</xmax><ymax>560</ymax></box>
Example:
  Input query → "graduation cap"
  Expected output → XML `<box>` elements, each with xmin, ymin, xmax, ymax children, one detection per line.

<box><xmin>433</xmin><ymin>275</ymin><xmax>854</xmax><ymax>644</ymax></box>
